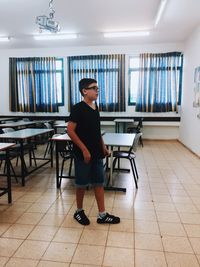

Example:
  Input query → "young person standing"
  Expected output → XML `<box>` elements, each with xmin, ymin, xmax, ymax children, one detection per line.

<box><xmin>67</xmin><ymin>78</ymin><xmax>120</xmax><ymax>225</ymax></box>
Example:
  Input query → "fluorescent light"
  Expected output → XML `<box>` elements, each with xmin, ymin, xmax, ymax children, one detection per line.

<box><xmin>154</xmin><ymin>0</ymin><xmax>168</xmax><ymax>26</ymax></box>
<box><xmin>0</xmin><ymin>36</ymin><xmax>10</xmax><ymax>42</ymax></box>
<box><xmin>104</xmin><ymin>31</ymin><xmax>150</xmax><ymax>38</ymax></box>
<box><xmin>34</xmin><ymin>33</ymin><xmax>77</xmax><ymax>40</ymax></box>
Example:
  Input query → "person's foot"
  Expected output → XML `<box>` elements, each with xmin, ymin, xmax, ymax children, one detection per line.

<box><xmin>74</xmin><ymin>210</ymin><xmax>90</xmax><ymax>225</ymax></box>
<box><xmin>97</xmin><ymin>212</ymin><xmax>120</xmax><ymax>224</ymax></box>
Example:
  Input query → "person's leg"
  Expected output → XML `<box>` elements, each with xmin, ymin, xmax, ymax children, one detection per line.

<box><xmin>94</xmin><ymin>186</ymin><xmax>105</xmax><ymax>212</ymax></box>
<box><xmin>76</xmin><ymin>187</ymin><xmax>85</xmax><ymax>209</ymax></box>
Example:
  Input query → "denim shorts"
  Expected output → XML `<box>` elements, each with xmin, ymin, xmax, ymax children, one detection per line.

<box><xmin>74</xmin><ymin>157</ymin><xmax>105</xmax><ymax>187</ymax></box>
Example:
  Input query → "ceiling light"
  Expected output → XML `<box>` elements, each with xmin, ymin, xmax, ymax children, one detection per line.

<box><xmin>154</xmin><ymin>0</ymin><xmax>168</xmax><ymax>26</ymax></box>
<box><xmin>0</xmin><ymin>36</ymin><xmax>10</xmax><ymax>42</ymax></box>
<box><xmin>104</xmin><ymin>31</ymin><xmax>150</xmax><ymax>38</ymax></box>
<box><xmin>34</xmin><ymin>34</ymin><xmax>77</xmax><ymax>40</ymax></box>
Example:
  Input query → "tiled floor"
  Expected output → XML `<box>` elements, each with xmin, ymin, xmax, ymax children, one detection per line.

<box><xmin>1</xmin><ymin>140</ymin><xmax>200</xmax><ymax>266</ymax></box>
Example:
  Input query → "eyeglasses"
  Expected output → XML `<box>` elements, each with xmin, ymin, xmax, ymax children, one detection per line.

<box><xmin>85</xmin><ymin>86</ymin><xmax>99</xmax><ymax>91</ymax></box>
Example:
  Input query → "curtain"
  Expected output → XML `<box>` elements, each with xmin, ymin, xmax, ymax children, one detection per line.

<box><xmin>68</xmin><ymin>54</ymin><xmax>125</xmax><ymax>112</ymax></box>
<box><xmin>135</xmin><ymin>52</ymin><xmax>183</xmax><ymax>112</ymax></box>
<box><xmin>9</xmin><ymin>57</ymin><xmax>59</xmax><ymax>112</ymax></box>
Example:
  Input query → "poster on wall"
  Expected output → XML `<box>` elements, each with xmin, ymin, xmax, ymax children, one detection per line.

<box><xmin>193</xmin><ymin>66</ymin><xmax>200</xmax><ymax>107</ymax></box>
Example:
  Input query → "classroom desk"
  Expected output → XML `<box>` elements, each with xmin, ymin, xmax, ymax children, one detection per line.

<box><xmin>0</xmin><ymin>128</ymin><xmax>54</xmax><ymax>186</ymax></box>
<box><xmin>54</xmin><ymin>122</ymin><xmax>68</xmax><ymax>134</ymax></box>
<box><xmin>0</xmin><ymin>121</ymin><xmax>39</xmax><ymax>130</ymax></box>
<box><xmin>0</xmin><ymin>143</ymin><xmax>15</xmax><ymax>203</ymax></box>
<box><xmin>114</xmin><ymin>119</ymin><xmax>134</xmax><ymax>133</ymax></box>
<box><xmin>52</xmin><ymin>132</ymin><xmax>135</xmax><ymax>192</ymax></box>
<box><xmin>103</xmin><ymin>133</ymin><xmax>136</xmax><ymax>192</ymax></box>
<box><xmin>0</xmin><ymin>117</ymin><xmax>17</xmax><ymax>123</ymax></box>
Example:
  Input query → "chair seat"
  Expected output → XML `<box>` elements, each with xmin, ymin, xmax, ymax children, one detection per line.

<box><xmin>113</xmin><ymin>151</ymin><xmax>136</xmax><ymax>159</ymax></box>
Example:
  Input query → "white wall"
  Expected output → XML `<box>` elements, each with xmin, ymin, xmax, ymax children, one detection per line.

<box><xmin>179</xmin><ymin>25</ymin><xmax>200</xmax><ymax>156</ymax></box>
<box><xmin>0</xmin><ymin>42</ymin><xmax>183</xmax><ymax>139</ymax></box>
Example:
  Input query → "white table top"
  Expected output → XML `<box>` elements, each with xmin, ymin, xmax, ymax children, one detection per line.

<box><xmin>0</xmin><ymin>121</ymin><xmax>38</xmax><ymax>128</ymax></box>
<box><xmin>0</xmin><ymin>142</ymin><xmax>16</xmax><ymax>151</ymax></box>
<box><xmin>52</xmin><ymin>133</ymin><xmax>71</xmax><ymax>141</ymax></box>
<box><xmin>0</xmin><ymin>128</ymin><xmax>54</xmax><ymax>140</ymax></box>
<box><xmin>54</xmin><ymin>123</ymin><xmax>68</xmax><ymax>128</ymax></box>
<box><xmin>103</xmin><ymin>133</ymin><xmax>135</xmax><ymax>147</ymax></box>
<box><xmin>114</xmin><ymin>119</ymin><xmax>134</xmax><ymax>123</ymax></box>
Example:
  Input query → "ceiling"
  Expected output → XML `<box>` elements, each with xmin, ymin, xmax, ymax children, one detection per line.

<box><xmin>0</xmin><ymin>0</ymin><xmax>200</xmax><ymax>49</ymax></box>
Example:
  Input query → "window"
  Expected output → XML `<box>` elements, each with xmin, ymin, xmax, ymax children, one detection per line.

<box><xmin>128</xmin><ymin>56</ymin><xmax>140</xmax><ymax>105</ymax></box>
<box><xmin>55</xmin><ymin>58</ymin><xmax>64</xmax><ymax>106</ymax></box>
<box><xmin>10</xmin><ymin>57</ymin><xmax>64</xmax><ymax>113</ymax></box>
<box><xmin>68</xmin><ymin>54</ymin><xmax>125</xmax><ymax>112</ymax></box>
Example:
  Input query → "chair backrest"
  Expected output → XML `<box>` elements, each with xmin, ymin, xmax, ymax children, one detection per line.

<box><xmin>44</xmin><ymin>122</ymin><xmax>52</xmax><ymax>129</ymax></box>
<box><xmin>129</xmin><ymin>133</ymin><xmax>143</xmax><ymax>154</ymax></box>
<box><xmin>2</xmin><ymin>127</ymin><xmax>15</xmax><ymax>133</ymax></box>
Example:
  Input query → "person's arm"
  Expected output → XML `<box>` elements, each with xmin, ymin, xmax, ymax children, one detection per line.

<box><xmin>101</xmin><ymin>136</ymin><xmax>110</xmax><ymax>157</ymax></box>
<box><xmin>67</xmin><ymin>121</ymin><xmax>91</xmax><ymax>163</ymax></box>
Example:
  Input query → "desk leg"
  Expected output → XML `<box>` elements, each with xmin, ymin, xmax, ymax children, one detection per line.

<box><xmin>6</xmin><ymin>150</ymin><xmax>12</xmax><ymax>203</ymax></box>
<box><xmin>104</xmin><ymin>146</ymin><xmax>126</xmax><ymax>192</ymax></box>
<box><xmin>55</xmin><ymin>143</ymin><xmax>60</xmax><ymax>188</ymax></box>
<box><xmin>20</xmin><ymin>141</ymin><xmax>25</xmax><ymax>186</ymax></box>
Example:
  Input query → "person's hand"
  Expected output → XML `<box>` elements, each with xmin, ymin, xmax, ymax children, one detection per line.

<box><xmin>103</xmin><ymin>146</ymin><xmax>110</xmax><ymax>157</ymax></box>
<box><xmin>82</xmin><ymin>149</ymin><xmax>91</xmax><ymax>163</ymax></box>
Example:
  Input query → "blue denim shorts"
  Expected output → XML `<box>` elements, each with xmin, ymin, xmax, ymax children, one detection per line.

<box><xmin>74</xmin><ymin>158</ymin><xmax>105</xmax><ymax>188</ymax></box>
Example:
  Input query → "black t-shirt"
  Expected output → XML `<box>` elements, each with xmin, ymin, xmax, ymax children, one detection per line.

<box><xmin>69</xmin><ymin>101</ymin><xmax>104</xmax><ymax>160</ymax></box>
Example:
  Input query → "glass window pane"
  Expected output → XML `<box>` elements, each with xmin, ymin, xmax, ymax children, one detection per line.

<box><xmin>129</xmin><ymin>71</ymin><xmax>139</xmax><ymax>103</ymax></box>
<box><xmin>56</xmin><ymin>73</ymin><xmax>62</xmax><ymax>103</ymax></box>
<box><xmin>130</xmin><ymin>57</ymin><xmax>140</xmax><ymax>68</ymax></box>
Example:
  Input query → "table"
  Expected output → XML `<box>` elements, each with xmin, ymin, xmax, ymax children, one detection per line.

<box><xmin>0</xmin><ymin>128</ymin><xmax>54</xmax><ymax>186</ymax></box>
<box><xmin>114</xmin><ymin>119</ymin><xmax>134</xmax><ymax>133</ymax></box>
<box><xmin>52</xmin><ymin>132</ymin><xmax>135</xmax><ymax>192</ymax></box>
<box><xmin>0</xmin><ymin>121</ymin><xmax>39</xmax><ymax>130</ymax></box>
<box><xmin>103</xmin><ymin>133</ymin><xmax>136</xmax><ymax>192</ymax></box>
<box><xmin>0</xmin><ymin>142</ymin><xmax>15</xmax><ymax>203</ymax></box>
<box><xmin>54</xmin><ymin>123</ymin><xmax>68</xmax><ymax>134</ymax></box>
<box><xmin>0</xmin><ymin>117</ymin><xmax>16</xmax><ymax>123</ymax></box>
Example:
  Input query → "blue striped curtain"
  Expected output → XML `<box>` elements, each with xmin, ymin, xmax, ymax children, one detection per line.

<box><xmin>9</xmin><ymin>57</ymin><xmax>58</xmax><ymax>112</ymax></box>
<box><xmin>68</xmin><ymin>54</ymin><xmax>125</xmax><ymax>112</ymax></box>
<box><xmin>135</xmin><ymin>52</ymin><xmax>183</xmax><ymax>112</ymax></box>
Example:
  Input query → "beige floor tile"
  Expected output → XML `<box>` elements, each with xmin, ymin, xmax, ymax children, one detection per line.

<box><xmin>0</xmin><ymin>238</ymin><xmax>23</xmax><ymax>257</ymax></box>
<box><xmin>109</xmin><ymin>218</ymin><xmax>134</xmax><ymax>232</ymax></box>
<box><xmin>154</xmin><ymin>202</ymin><xmax>176</xmax><ymax>212</ymax></box>
<box><xmin>0</xmin><ymin>223</ymin><xmax>11</xmax><ymax>235</ymax></box>
<box><xmin>111</xmin><ymin>207</ymin><xmax>134</xmax><ymax>220</ymax></box>
<box><xmin>135</xmin><ymin>249</ymin><xmax>167</xmax><ymax>267</ymax></box>
<box><xmin>165</xmin><ymin>252</ymin><xmax>199</xmax><ymax>267</ymax></box>
<box><xmin>53</xmin><ymin>227</ymin><xmax>83</xmax><ymax>243</ymax></box>
<box><xmin>134</xmin><ymin>209</ymin><xmax>157</xmax><ymax>221</ymax></box>
<box><xmin>14</xmin><ymin>240</ymin><xmax>49</xmax><ymax>260</ymax></box>
<box><xmin>103</xmin><ymin>247</ymin><xmax>134</xmax><ymax>267</ymax></box>
<box><xmin>156</xmin><ymin>211</ymin><xmax>181</xmax><ymax>223</ymax></box>
<box><xmin>27</xmin><ymin>225</ymin><xmax>59</xmax><ymax>241</ymax></box>
<box><xmin>107</xmin><ymin>231</ymin><xmax>134</xmax><ymax>248</ymax></box>
<box><xmin>189</xmin><ymin>237</ymin><xmax>200</xmax><ymax>254</ymax></box>
<box><xmin>0</xmin><ymin>211</ymin><xmax>22</xmax><ymax>224</ymax></box>
<box><xmin>79</xmin><ymin>229</ymin><xmax>107</xmax><ymax>246</ymax></box>
<box><xmin>47</xmin><ymin>203</ymin><xmax>72</xmax><ymax>215</ymax></box>
<box><xmin>38</xmin><ymin>261</ymin><xmax>69</xmax><ymax>267</ymax></box>
<box><xmin>27</xmin><ymin>203</ymin><xmax>51</xmax><ymax>213</ymax></box>
<box><xmin>134</xmin><ymin>220</ymin><xmax>159</xmax><ymax>234</ymax></box>
<box><xmin>85</xmin><ymin>217</ymin><xmax>109</xmax><ymax>231</ymax></box>
<box><xmin>179</xmin><ymin>212</ymin><xmax>200</xmax><ymax>224</ymax></box>
<box><xmin>135</xmin><ymin>233</ymin><xmax>163</xmax><ymax>251</ymax></box>
<box><xmin>159</xmin><ymin>222</ymin><xmax>186</xmax><ymax>237</ymax></box>
<box><xmin>162</xmin><ymin>236</ymin><xmax>193</xmax><ymax>253</ymax></box>
<box><xmin>38</xmin><ymin>214</ymin><xmax>65</xmax><ymax>226</ymax></box>
<box><xmin>43</xmin><ymin>242</ymin><xmax>77</xmax><ymax>262</ymax></box>
<box><xmin>175</xmin><ymin>203</ymin><xmax>198</xmax><ymax>213</ymax></box>
<box><xmin>70</xmin><ymin>264</ymin><xmax>98</xmax><ymax>267</ymax></box>
<box><xmin>16</xmin><ymin>212</ymin><xmax>44</xmax><ymax>225</ymax></box>
<box><xmin>3</xmin><ymin>224</ymin><xmax>34</xmax><ymax>239</ymax></box>
<box><xmin>184</xmin><ymin>224</ymin><xmax>200</xmax><ymax>238</ymax></box>
<box><xmin>0</xmin><ymin>257</ymin><xmax>8</xmax><ymax>267</ymax></box>
<box><xmin>5</xmin><ymin>258</ymin><xmax>38</xmax><ymax>267</ymax></box>
<box><xmin>61</xmin><ymin>215</ymin><xmax>84</xmax><ymax>229</ymax></box>
<box><xmin>72</xmin><ymin>244</ymin><xmax>104</xmax><ymax>265</ymax></box>
<box><xmin>6</xmin><ymin>202</ymin><xmax>32</xmax><ymax>212</ymax></box>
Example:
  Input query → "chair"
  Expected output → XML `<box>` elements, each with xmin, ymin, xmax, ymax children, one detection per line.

<box><xmin>2</xmin><ymin>128</ymin><xmax>37</xmax><ymax>168</ymax></box>
<box><xmin>111</xmin><ymin>133</ymin><xmax>143</xmax><ymax>189</ymax></box>
<box><xmin>57</xmin><ymin>140</ymin><xmax>74</xmax><ymax>187</ymax></box>
<box><xmin>127</xmin><ymin>118</ymin><xmax>144</xmax><ymax>147</ymax></box>
<box><xmin>0</xmin><ymin>151</ymin><xmax>18</xmax><ymax>183</ymax></box>
<box><xmin>43</xmin><ymin>122</ymin><xmax>59</xmax><ymax>158</ymax></box>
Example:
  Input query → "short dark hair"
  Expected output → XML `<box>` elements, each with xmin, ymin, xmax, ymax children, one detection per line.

<box><xmin>79</xmin><ymin>78</ymin><xmax>97</xmax><ymax>96</ymax></box>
